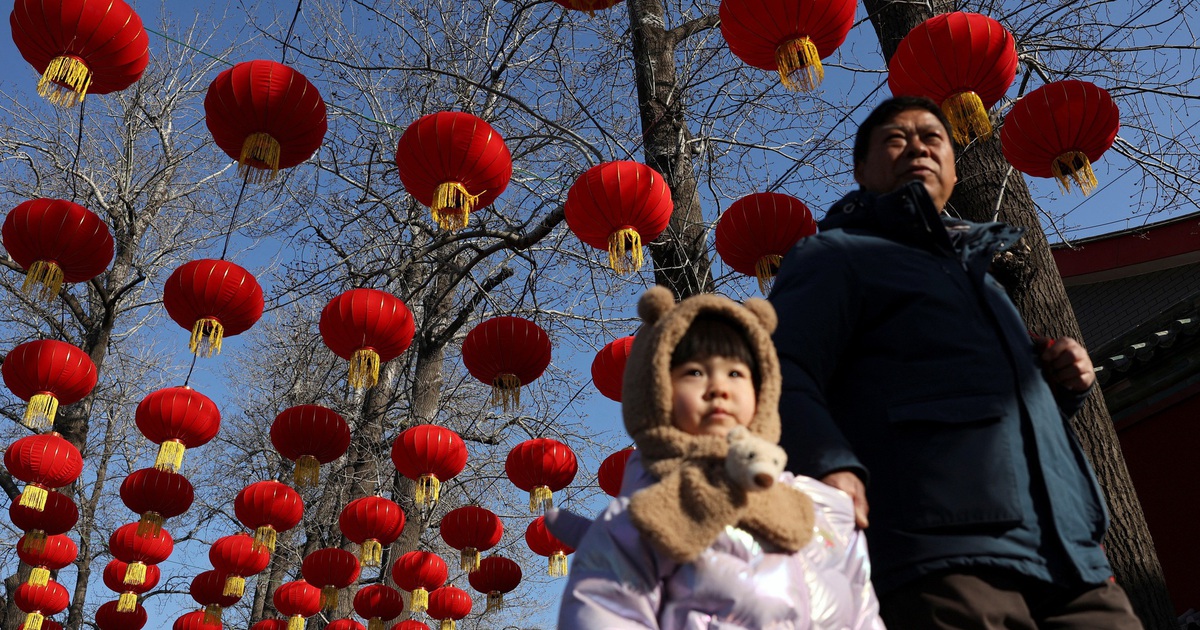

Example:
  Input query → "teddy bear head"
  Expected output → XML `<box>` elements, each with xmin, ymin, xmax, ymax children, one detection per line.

<box><xmin>724</xmin><ymin>425</ymin><xmax>788</xmax><ymax>491</ymax></box>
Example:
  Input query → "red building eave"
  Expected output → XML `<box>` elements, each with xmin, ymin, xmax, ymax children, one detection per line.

<box><xmin>1051</xmin><ymin>212</ymin><xmax>1200</xmax><ymax>285</ymax></box>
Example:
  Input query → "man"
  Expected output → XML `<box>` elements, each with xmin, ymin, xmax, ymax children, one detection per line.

<box><xmin>769</xmin><ymin>96</ymin><xmax>1142</xmax><ymax>628</ymax></box>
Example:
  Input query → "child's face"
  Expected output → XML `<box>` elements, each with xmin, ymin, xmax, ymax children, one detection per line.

<box><xmin>669</xmin><ymin>355</ymin><xmax>757</xmax><ymax>438</ymax></box>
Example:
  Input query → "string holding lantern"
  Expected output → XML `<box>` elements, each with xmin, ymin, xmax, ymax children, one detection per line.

<box><xmin>95</xmin><ymin>600</ymin><xmax>147</xmax><ymax>630</ymax></box>
<box><xmin>714</xmin><ymin>192</ymin><xmax>817</xmax><ymax>293</ymax></box>
<box><xmin>173</xmin><ymin>610</ymin><xmax>222</xmax><ymax>630</ymax></box>
<box><xmin>15</xmin><ymin>579</ymin><xmax>69</xmax><ymax>630</ymax></box>
<box><xmin>353</xmin><ymin>584</ymin><xmax>406</xmax><ymax>630</ymax></box>
<box><xmin>11</xmin><ymin>489</ymin><xmax>78</xmax><ymax>553</ymax></box>
<box><xmin>338</xmin><ymin>496</ymin><xmax>406</xmax><ymax>567</ymax></box>
<box><xmin>390</xmin><ymin>550</ymin><xmax>448</xmax><ymax>613</ymax></box>
<box><xmin>134</xmin><ymin>386</ymin><xmax>221</xmax><ymax>472</ymax></box>
<box><xmin>1001</xmin><ymin>80</ymin><xmax>1120</xmax><ymax>195</ymax></box>
<box><xmin>301</xmin><ymin>548</ymin><xmax>361</xmax><ymax>610</ymax></box>
<box><xmin>17</xmin><ymin>534</ymin><xmax>76</xmax><ymax>587</ymax></box>
<box><xmin>209</xmin><ymin>533</ymin><xmax>270</xmax><ymax>597</ymax></box>
<box><xmin>461</xmin><ymin>316</ymin><xmax>552</xmax><ymax>411</ymax></box>
<box><xmin>525</xmin><ymin>515</ymin><xmax>575</xmax><ymax>577</ymax></box>
<box><xmin>119</xmin><ymin>468</ymin><xmax>194</xmax><ymax>536</ymax></box>
<box><xmin>590</xmin><ymin>336</ymin><xmax>634</xmax><ymax>402</ymax></box>
<box><xmin>426</xmin><ymin>586</ymin><xmax>472</xmax><ymax>630</ymax></box>
<box><xmin>390</xmin><ymin>424</ymin><xmax>468</xmax><ymax>506</ymax></box>
<box><xmin>564</xmin><ymin>161</ymin><xmax>674</xmax><ymax>273</ymax></box>
<box><xmin>505</xmin><ymin>438</ymin><xmax>578</xmax><ymax>513</ymax></box>
<box><xmin>103</xmin><ymin>560</ymin><xmax>159</xmax><ymax>613</ymax></box>
<box><xmin>235</xmin><ymin>480</ymin><xmax>304</xmax><ymax>552</ymax></box>
<box><xmin>2</xmin><ymin>339</ymin><xmax>98</xmax><ymax>429</ymax></box>
<box><xmin>190</xmin><ymin>570</ymin><xmax>241</xmax><ymax>624</ymax></box>
<box><xmin>4</xmin><ymin>432</ymin><xmax>84</xmax><ymax>511</ymax></box>
<box><xmin>2</xmin><ymin>199</ymin><xmax>114</xmax><ymax>301</ymax></box>
<box><xmin>719</xmin><ymin>0</ymin><xmax>856</xmax><ymax>91</ymax></box>
<box><xmin>204</xmin><ymin>60</ymin><xmax>327</xmax><ymax>182</ymax></box>
<box><xmin>467</xmin><ymin>556</ymin><xmax>522</xmax><ymax>612</ymax></box>
<box><xmin>270</xmin><ymin>405</ymin><xmax>351</xmax><ymax>487</ymax></box>
<box><xmin>395</xmin><ymin>111</ymin><xmax>513</xmax><ymax>230</ymax></box>
<box><xmin>109</xmin><ymin>523</ymin><xmax>172</xmax><ymax>587</ymax></box>
<box><xmin>598</xmin><ymin>448</ymin><xmax>635</xmax><ymax>498</ymax></box>
<box><xmin>273</xmin><ymin>580</ymin><xmax>322</xmax><ymax>630</ymax></box>
<box><xmin>162</xmin><ymin>259</ymin><xmax>264</xmax><ymax>357</ymax></box>
<box><xmin>439</xmin><ymin>506</ymin><xmax>503</xmax><ymax>572</ymax></box>
<box><xmin>319</xmin><ymin>288</ymin><xmax>415</xmax><ymax>390</ymax></box>
<box><xmin>888</xmin><ymin>12</ymin><xmax>1018</xmax><ymax>146</ymax></box>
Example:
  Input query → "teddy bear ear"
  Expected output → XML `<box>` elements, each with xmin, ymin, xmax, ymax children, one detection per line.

<box><xmin>638</xmin><ymin>286</ymin><xmax>676</xmax><ymax>325</ymax></box>
<box><xmin>742</xmin><ymin>298</ymin><xmax>778</xmax><ymax>334</ymax></box>
<box><xmin>726</xmin><ymin>426</ymin><xmax>748</xmax><ymax>443</ymax></box>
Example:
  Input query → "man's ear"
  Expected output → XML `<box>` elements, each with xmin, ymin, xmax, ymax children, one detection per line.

<box><xmin>853</xmin><ymin>163</ymin><xmax>864</xmax><ymax>186</ymax></box>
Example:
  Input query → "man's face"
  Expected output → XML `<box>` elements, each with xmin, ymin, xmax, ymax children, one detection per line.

<box><xmin>854</xmin><ymin>108</ymin><xmax>957</xmax><ymax>212</ymax></box>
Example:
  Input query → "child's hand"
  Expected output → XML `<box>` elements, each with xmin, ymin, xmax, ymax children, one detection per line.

<box><xmin>821</xmin><ymin>471</ymin><xmax>869</xmax><ymax>529</ymax></box>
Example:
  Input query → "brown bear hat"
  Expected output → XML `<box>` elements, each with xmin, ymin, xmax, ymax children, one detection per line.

<box><xmin>623</xmin><ymin>286</ymin><xmax>814</xmax><ymax>563</ymax></box>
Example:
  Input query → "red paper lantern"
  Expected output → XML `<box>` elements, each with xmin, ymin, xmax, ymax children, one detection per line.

<box><xmin>103</xmin><ymin>560</ymin><xmax>159</xmax><ymax>613</ymax></box>
<box><xmin>564</xmin><ymin>161</ymin><xmax>673</xmax><ymax>273</ymax></box>
<box><xmin>353</xmin><ymin>584</ymin><xmax>405</xmax><ymax>630</ymax></box>
<box><xmin>719</xmin><ymin>0</ymin><xmax>855</xmax><ymax>91</ymax></box>
<box><xmin>590</xmin><ymin>336</ymin><xmax>634</xmax><ymax>402</ymax></box>
<box><xmin>390</xmin><ymin>623</ymin><xmax>430</xmax><ymax>630</ymax></box>
<box><xmin>468</xmin><ymin>556</ymin><xmax>522</xmax><ymax>612</ymax></box>
<box><xmin>598</xmin><ymin>448</ymin><xmax>635</xmax><ymax>498</ymax></box>
<box><xmin>715</xmin><ymin>192</ymin><xmax>817</xmax><ymax>293</ymax></box>
<box><xmin>1001</xmin><ymin>80</ymin><xmax>1120</xmax><ymax>196</ymax></box>
<box><xmin>2</xmin><ymin>198</ymin><xmax>114</xmax><ymax>300</ymax></box>
<box><xmin>162</xmin><ymin>259</ymin><xmax>264</xmax><ymax>357</ymax></box>
<box><xmin>11</xmin><ymin>490</ymin><xmax>78</xmax><ymax>553</ymax></box>
<box><xmin>888</xmin><ymin>12</ymin><xmax>1018</xmax><ymax>145</ymax></box>
<box><xmin>9</xmin><ymin>0</ymin><xmax>149</xmax><ymax>107</ymax></box>
<box><xmin>20</xmin><ymin>620</ymin><xmax>62</xmax><ymax>630</ymax></box>
<box><xmin>135</xmin><ymin>386</ymin><xmax>220</xmax><ymax>473</ymax></box>
<box><xmin>390</xmin><ymin>550</ymin><xmax>448</xmax><ymax>613</ymax></box>
<box><xmin>209</xmin><ymin>533</ymin><xmax>270</xmax><ymax>597</ymax></box>
<box><xmin>273</xmin><ymin>580</ymin><xmax>322</xmax><ymax>630</ymax></box>
<box><xmin>109</xmin><ymin>522</ymin><xmax>172</xmax><ymax>587</ymax></box>
<box><xmin>2</xmin><ymin>339</ymin><xmax>98</xmax><ymax>429</ymax></box>
<box><xmin>339</xmin><ymin>496</ymin><xmax>406</xmax><ymax>567</ymax></box>
<box><xmin>173</xmin><ymin>611</ymin><xmax>222</xmax><ymax>630</ymax></box>
<box><xmin>4</xmin><ymin>432</ymin><xmax>84</xmax><ymax>511</ymax></box>
<box><xmin>461</xmin><ymin>316</ymin><xmax>551</xmax><ymax>410</ymax></box>
<box><xmin>395</xmin><ymin>111</ymin><xmax>512</xmax><ymax>230</ymax></box>
<box><xmin>439</xmin><ymin>506</ymin><xmax>503</xmax><ymax>572</ymax></box>
<box><xmin>17</xmin><ymin>533</ymin><xmax>76</xmax><ymax>587</ymax></box>
<box><xmin>235</xmin><ymin>480</ymin><xmax>304</xmax><ymax>552</ymax></box>
<box><xmin>190</xmin><ymin>570</ymin><xmax>241</xmax><ymax>624</ymax></box>
<box><xmin>119</xmin><ymin>468</ymin><xmax>194</xmax><ymax>536</ymax></box>
<box><xmin>249</xmin><ymin>620</ymin><xmax>289</xmax><ymax>630</ymax></box>
<box><xmin>426</xmin><ymin>586</ymin><xmax>472</xmax><ymax>630</ymax></box>
<box><xmin>505</xmin><ymin>438</ymin><xmax>578</xmax><ymax>513</ymax></box>
<box><xmin>319</xmin><ymin>288</ymin><xmax>415</xmax><ymax>389</ymax></box>
<box><xmin>301</xmin><ymin>548</ymin><xmax>361</xmax><ymax>609</ymax></box>
<box><xmin>15</xmin><ymin>579</ymin><xmax>69</xmax><ymax>630</ymax></box>
<box><xmin>525</xmin><ymin>515</ymin><xmax>574</xmax><ymax>576</ymax></box>
<box><xmin>271</xmin><ymin>405</ymin><xmax>351</xmax><ymax>487</ymax></box>
<box><xmin>390</xmin><ymin>425</ymin><xmax>468</xmax><ymax>506</ymax></box>
<box><xmin>328</xmin><ymin>621</ymin><xmax>367</xmax><ymax>630</ymax></box>
<box><xmin>95</xmin><ymin>600</ymin><xmax>147</xmax><ymax>630</ymax></box>
<box><xmin>204</xmin><ymin>60</ymin><xmax>327</xmax><ymax>182</ymax></box>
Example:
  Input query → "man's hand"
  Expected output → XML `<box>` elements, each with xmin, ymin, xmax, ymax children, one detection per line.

<box><xmin>1039</xmin><ymin>336</ymin><xmax>1095</xmax><ymax>392</ymax></box>
<box><xmin>821</xmin><ymin>471</ymin><xmax>869</xmax><ymax>529</ymax></box>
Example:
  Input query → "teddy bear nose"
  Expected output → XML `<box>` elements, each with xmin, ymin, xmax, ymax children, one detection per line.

<box><xmin>753</xmin><ymin>472</ymin><xmax>775</xmax><ymax>489</ymax></box>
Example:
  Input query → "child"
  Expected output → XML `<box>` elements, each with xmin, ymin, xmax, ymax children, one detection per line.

<box><xmin>558</xmin><ymin>286</ymin><xmax>885</xmax><ymax>629</ymax></box>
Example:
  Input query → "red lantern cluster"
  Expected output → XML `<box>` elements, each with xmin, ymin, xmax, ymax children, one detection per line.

<box><xmin>715</xmin><ymin>192</ymin><xmax>817</xmax><ymax>293</ymax></box>
<box><xmin>120</xmin><ymin>468</ymin><xmax>194</xmax><ymax>536</ymax></box>
<box><xmin>505</xmin><ymin>438</ymin><xmax>578</xmax><ymax>512</ymax></box>
<box><xmin>391</xmin><ymin>550</ymin><xmax>448</xmax><ymax>613</ymax></box>
<box><xmin>440</xmin><ymin>505</ymin><xmax>503</xmax><ymax>572</ymax></box>
<box><xmin>391</xmin><ymin>425</ymin><xmax>468</xmax><ymax>506</ymax></box>
<box><xmin>4</xmin><ymin>432</ymin><xmax>84</xmax><ymax>511</ymax></box>
<box><xmin>461</xmin><ymin>316</ymin><xmax>552</xmax><ymax>410</ymax></box>
<box><xmin>468</xmin><ymin>555</ymin><xmax>522</xmax><ymax>612</ymax></box>
<box><xmin>109</xmin><ymin>522</ymin><xmax>173</xmax><ymax>587</ymax></box>
<box><xmin>598</xmin><ymin>448</ymin><xmax>635</xmax><ymax>497</ymax></box>
<box><xmin>426</xmin><ymin>586</ymin><xmax>472</xmax><ymax>630</ymax></box>
<box><xmin>719</xmin><ymin>0</ymin><xmax>855</xmax><ymax>91</ymax></box>
<box><xmin>135</xmin><ymin>386</ymin><xmax>221</xmax><ymax>472</ymax></box>
<box><xmin>162</xmin><ymin>259</ymin><xmax>264</xmax><ymax>357</ymax></box>
<box><xmin>235</xmin><ymin>480</ymin><xmax>304</xmax><ymax>552</ymax></box>
<box><xmin>526</xmin><ymin>515</ymin><xmax>575</xmax><ymax>576</ymax></box>
<box><xmin>320</xmin><ymin>288</ymin><xmax>415</xmax><ymax>389</ymax></box>
<box><xmin>564</xmin><ymin>161</ymin><xmax>673</xmax><ymax>273</ymax></box>
<box><xmin>591</xmin><ymin>336</ymin><xmax>634</xmax><ymax>402</ymax></box>
<box><xmin>2</xmin><ymin>340</ymin><xmax>98</xmax><ymax>429</ymax></box>
<box><xmin>339</xmin><ymin>496</ymin><xmax>406</xmax><ymax>566</ymax></box>
<box><xmin>103</xmin><ymin>560</ymin><xmax>159</xmax><ymax>613</ymax></box>
<box><xmin>271</xmin><ymin>405</ymin><xmax>351</xmax><ymax>487</ymax></box>
<box><xmin>353</xmin><ymin>584</ymin><xmax>405</xmax><ymax>630</ymax></box>
<box><xmin>3</xmin><ymin>199</ymin><xmax>114</xmax><ymax>300</ymax></box>
<box><xmin>210</xmin><ymin>533</ymin><xmax>270</xmax><ymax>597</ymax></box>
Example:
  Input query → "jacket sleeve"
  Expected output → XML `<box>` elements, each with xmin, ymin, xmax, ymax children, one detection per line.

<box><xmin>843</xmin><ymin>520</ymin><xmax>886</xmax><ymax>630</ymax></box>
<box><xmin>769</xmin><ymin>235</ymin><xmax>868</xmax><ymax>482</ymax></box>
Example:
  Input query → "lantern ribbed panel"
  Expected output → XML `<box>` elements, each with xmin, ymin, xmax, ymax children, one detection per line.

<box><xmin>390</xmin><ymin>622</ymin><xmax>430</xmax><ymax>630</ymax></box>
<box><xmin>525</xmin><ymin>515</ymin><xmax>575</xmax><ymax>556</ymax></box>
<box><xmin>563</xmin><ymin>161</ymin><xmax>673</xmax><ymax>272</ymax></box>
<box><xmin>109</xmin><ymin>523</ymin><xmax>173</xmax><ymax>566</ymax></box>
<box><xmin>391</xmin><ymin>551</ymin><xmax>449</xmax><ymax>592</ymax></box>
<box><xmin>273</xmin><ymin>580</ymin><xmax>323</xmax><ymax>619</ymax></box>
<box><xmin>714</xmin><ymin>192</ymin><xmax>816</xmax><ymax>289</ymax></box>
<box><xmin>173</xmin><ymin>610</ymin><xmax>223</xmax><ymax>630</ymax></box>
<box><xmin>467</xmin><ymin>556</ymin><xmax>522</xmax><ymax>599</ymax></box>
<box><xmin>209</xmin><ymin>533</ymin><xmax>270</xmax><ymax>581</ymax></box>
<box><xmin>2</xmin><ymin>199</ymin><xmax>114</xmax><ymax>288</ymax></box>
<box><xmin>11</xmin><ymin>490</ymin><xmax>78</xmax><ymax>538</ymax></box>
<box><xmin>319</xmin><ymin>289</ymin><xmax>415</xmax><ymax>361</ymax></box>
<box><xmin>95</xmin><ymin>600</ymin><xmax>147</xmax><ymax>630</ymax></box>
<box><xmin>134</xmin><ymin>387</ymin><xmax>221</xmax><ymax>449</ymax></box>
<box><xmin>17</xmin><ymin>534</ymin><xmax>77</xmax><ymax>574</ymax></box>
<box><xmin>249</xmin><ymin>620</ymin><xmax>290</xmax><ymax>630</ymax></box>
<box><xmin>2</xmin><ymin>340</ymin><xmax>98</xmax><ymax>426</ymax></box>
<box><xmin>327</xmin><ymin>621</ymin><xmax>367</xmax><ymax>630</ymax></box>
<box><xmin>103</xmin><ymin>560</ymin><xmax>160</xmax><ymax>595</ymax></box>
<box><xmin>598</xmin><ymin>448</ymin><xmax>635</xmax><ymax>497</ymax></box>
<box><xmin>162</xmin><ymin>259</ymin><xmax>264</xmax><ymax>347</ymax></box>
<box><xmin>590</xmin><ymin>336</ymin><xmax>634</xmax><ymax>402</ymax></box>
<box><xmin>461</xmin><ymin>316</ymin><xmax>551</xmax><ymax>392</ymax></box>
<box><xmin>353</xmin><ymin>584</ymin><xmax>406</xmax><ymax>625</ymax></box>
<box><xmin>15</xmin><ymin>580</ymin><xmax>70</xmax><ymax>616</ymax></box>
<box><xmin>5</xmin><ymin>433</ymin><xmax>84</xmax><ymax>490</ymax></box>
<box><xmin>190</xmin><ymin>570</ymin><xmax>241</xmax><ymax>610</ymax></box>
<box><xmin>270</xmin><ymin>405</ymin><xmax>351</xmax><ymax>464</ymax></box>
<box><xmin>439</xmin><ymin>506</ymin><xmax>503</xmax><ymax>564</ymax></box>
<box><xmin>119</xmin><ymin>468</ymin><xmax>195</xmax><ymax>521</ymax></box>
<box><xmin>301</xmin><ymin>548</ymin><xmax>361</xmax><ymax>607</ymax></box>
<box><xmin>338</xmin><ymin>496</ymin><xmax>405</xmax><ymax>562</ymax></box>
<box><xmin>390</xmin><ymin>425</ymin><xmax>467</xmax><ymax>486</ymax></box>
<box><xmin>1001</xmin><ymin>80</ymin><xmax>1119</xmax><ymax>178</ymax></box>
<box><xmin>505</xmin><ymin>438</ymin><xmax>578</xmax><ymax>511</ymax></box>
<box><xmin>426</xmin><ymin>586</ymin><xmax>472</xmax><ymax>624</ymax></box>
<box><xmin>719</xmin><ymin>0</ymin><xmax>855</xmax><ymax>70</ymax></box>
<box><xmin>235</xmin><ymin>481</ymin><xmax>304</xmax><ymax>542</ymax></box>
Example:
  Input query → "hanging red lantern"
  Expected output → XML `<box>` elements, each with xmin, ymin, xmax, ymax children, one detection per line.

<box><xmin>162</xmin><ymin>259</ymin><xmax>264</xmax><ymax>357</ymax></box>
<box><xmin>270</xmin><ymin>405</ymin><xmax>351</xmax><ymax>487</ymax></box>
<box><xmin>564</xmin><ymin>161</ymin><xmax>674</xmax><ymax>273</ymax></box>
<box><xmin>467</xmin><ymin>556</ymin><xmax>522</xmax><ymax>612</ymax></box>
<box><xmin>23</xmin><ymin>620</ymin><xmax>63</xmax><ymax>630</ymax></box>
<box><xmin>1001</xmin><ymin>80</ymin><xmax>1120</xmax><ymax>196</ymax></box>
<box><xmin>715</xmin><ymin>192</ymin><xmax>817</xmax><ymax>293</ymax></box>
<box><xmin>505</xmin><ymin>438</ymin><xmax>578</xmax><ymax>513</ymax></box>
<box><xmin>15</xmin><ymin>579</ymin><xmax>69</xmax><ymax>630</ymax></box>
<box><xmin>319</xmin><ymin>288</ymin><xmax>415</xmax><ymax>389</ymax></box>
<box><xmin>395</xmin><ymin>111</ymin><xmax>513</xmax><ymax>230</ymax></box>
<box><xmin>109</xmin><ymin>522</ymin><xmax>172</xmax><ymax>587</ymax></box>
<box><xmin>119</xmin><ymin>468</ymin><xmax>194</xmax><ymax>536</ymax></box>
<box><xmin>134</xmin><ymin>386</ymin><xmax>220</xmax><ymax>473</ymax></box>
<box><xmin>598</xmin><ymin>448</ymin><xmax>635</xmax><ymax>497</ymax></box>
<box><xmin>190</xmin><ymin>570</ymin><xmax>241</xmax><ymax>624</ymax></box>
<box><xmin>4</xmin><ymin>432</ymin><xmax>84</xmax><ymax>511</ymax></box>
<box><xmin>328</xmin><ymin>621</ymin><xmax>367</xmax><ymax>630</ymax></box>
<box><xmin>274</xmin><ymin>580</ymin><xmax>322</xmax><ymax>630</ymax></box>
<box><xmin>390</xmin><ymin>622</ymin><xmax>430</xmax><ymax>630</ymax></box>
<box><xmin>9</xmin><ymin>0</ymin><xmax>149</xmax><ymax>107</ymax></box>
<box><xmin>11</xmin><ymin>489</ymin><xmax>78</xmax><ymax>553</ymax></box>
<box><xmin>249</xmin><ymin>620</ymin><xmax>289</xmax><ymax>630</ymax></box>
<box><xmin>353</xmin><ymin>584</ymin><xmax>405</xmax><ymax>630</ymax></box>
<box><xmin>173</xmin><ymin>611</ymin><xmax>222</xmax><ymax>630</ymax></box>
<box><xmin>95</xmin><ymin>600</ymin><xmax>147</xmax><ymax>630</ymax></box>
<box><xmin>2</xmin><ymin>339</ymin><xmax>98</xmax><ymax>429</ymax></box>
<box><xmin>461</xmin><ymin>317</ymin><xmax>551</xmax><ymax>411</ymax></box>
<box><xmin>888</xmin><ymin>12</ymin><xmax>1018</xmax><ymax>145</ymax></box>
<box><xmin>390</xmin><ymin>550</ymin><xmax>448</xmax><ymax>613</ymax></box>
<box><xmin>525</xmin><ymin>515</ymin><xmax>574</xmax><ymax>576</ymax></box>
<box><xmin>439</xmin><ymin>506</ymin><xmax>503</xmax><ymax>572</ymax></box>
<box><xmin>235</xmin><ymin>480</ymin><xmax>304</xmax><ymax>552</ymax></box>
<box><xmin>103</xmin><ymin>560</ymin><xmax>159</xmax><ymax>613</ymax></box>
<box><xmin>338</xmin><ymin>496</ymin><xmax>406</xmax><ymax>567</ymax></box>
<box><xmin>590</xmin><ymin>336</ymin><xmax>634</xmax><ymax>402</ymax></box>
<box><xmin>17</xmin><ymin>534</ymin><xmax>76</xmax><ymax>587</ymax></box>
<box><xmin>390</xmin><ymin>424</ymin><xmax>467</xmax><ymax>506</ymax></box>
<box><xmin>719</xmin><ymin>0</ymin><xmax>855</xmax><ymax>91</ymax></box>
<box><xmin>426</xmin><ymin>586</ymin><xmax>472</xmax><ymax>630</ymax></box>
<box><xmin>209</xmin><ymin>533</ymin><xmax>270</xmax><ymax>597</ymax></box>
<box><xmin>204</xmin><ymin>60</ymin><xmax>327</xmax><ymax>182</ymax></box>
<box><xmin>301</xmin><ymin>548</ymin><xmax>361</xmax><ymax>609</ymax></box>
<box><xmin>2</xmin><ymin>199</ymin><xmax>114</xmax><ymax>300</ymax></box>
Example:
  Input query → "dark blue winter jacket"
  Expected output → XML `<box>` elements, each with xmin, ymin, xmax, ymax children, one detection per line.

<box><xmin>769</xmin><ymin>181</ymin><xmax>1113</xmax><ymax>594</ymax></box>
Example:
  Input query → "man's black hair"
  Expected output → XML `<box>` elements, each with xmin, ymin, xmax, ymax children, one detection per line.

<box><xmin>670</xmin><ymin>315</ymin><xmax>760</xmax><ymax>389</ymax></box>
<box><xmin>853</xmin><ymin>96</ymin><xmax>954</xmax><ymax>166</ymax></box>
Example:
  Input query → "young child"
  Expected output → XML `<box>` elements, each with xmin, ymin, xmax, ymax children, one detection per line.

<box><xmin>558</xmin><ymin>286</ymin><xmax>885</xmax><ymax>629</ymax></box>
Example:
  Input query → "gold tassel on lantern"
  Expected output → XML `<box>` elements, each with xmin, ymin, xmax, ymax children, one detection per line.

<box><xmin>349</xmin><ymin>348</ymin><xmax>381</xmax><ymax>389</ymax></box>
<box><xmin>20</xmin><ymin>485</ymin><xmax>48</xmax><ymax>511</ymax></box>
<box><xmin>117</xmin><ymin>592</ymin><xmax>139</xmax><ymax>612</ymax></box>
<box><xmin>28</xmin><ymin>567</ymin><xmax>50</xmax><ymax>587</ymax></box>
<box><xmin>607</xmin><ymin>228</ymin><xmax>644</xmax><ymax>274</ymax></box>
<box><xmin>203</xmin><ymin>604</ymin><xmax>224</xmax><ymax>624</ymax></box>
<box><xmin>368</xmin><ymin>619</ymin><xmax>386</xmax><ymax>630</ymax></box>
<box><xmin>486</xmin><ymin>592</ymin><xmax>504</xmax><ymax>612</ymax></box>
<box><xmin>549</xmin><ymin>551</ymin><xmax>568</xmax><ymax>577</ymax></box>
<box><xmin>137</xmin><ymin>511</ymin><xmax>165</xmax><ymax>537</ymax></box>
<box><xmin>359</xmin><ymin>539</ymin><xmax>383</xmax><ymax>567</ymax></box>
<box><xmin>189</xmin><ymin>318</ymin><xmax>225</xmax><ymax>357</ymax></box>
<box><xmin>941</xmin><ymin>91</ymin><xmax>993</xmax><ymax>146</ymax></box>
<box><xmin>239</xmin><ymin>132</ymin><xmax>282</xmax><ymax>183</ymax></box>
<box><xmin>409</xmin><ymin>587</ymin><xmax>430</xmax><ymax>612</ymax></box>
<box><xmin>288</xmin><ymin>614</ymin><xmax>306</xmax><ymax>630</ymax></box>
<box><xmin>1052</xmin><ymin>151</ymin><xmax>1099</xmax><ymax>195</ymax></box>
<box><xmin>530</xmin><ymin>486</ymin><xmax>553</xmax><ymax>514</ymax></box>
<box><xmin>490</xmin><ymin>373</ymin><xmax>522</xmax><ymax>411</ymax></box>
<box><xmin>775</xmin><ymin>37</ymin><xmax>824</xmax><ymax>92</ymax></box>
<box><xmin>431</xmin><ymin>182</ymin><xmax>481</xmax><ymax>230</ymax></box>
<box><xmin>22</xmin><ymin>260</ymin><xmax>65</xmax><ymax>301</ymax></box>
<box><xmin>461</xmin><ymin>546</ymin><xmax>481</xmax><ymax>572</ymax></box>
<box><xmin>123</xmin><ymin>561</ymin><xmax>148</xmax><ymax>586</ymax></box>
<box><xmin>294</xmin><ymin>455</ymin><xmax>320</xmax><ymax>487</ymax></box>
<box><xmin>253</xmin><ymin>526</ymin><xmax>278</xmax><ymax>552</ymax></box>
<box><xmin>36</xmin><ymin>55</ymin><xmax>92</xmax><ymax>107</ymax></box>
<box><xmin>155</xmin><ymin>440</ymin><xmax>187</xmax><ymax>472</ymax></box>
<box><xmin>439</xmin><ymin>620</ymin><xmax>456</xmax><ymax>630</ymax></box>
<box><xmin>415</xmin><ymin>474</ymin><xmax>442</xmax><ymax>505</ymax></box>
<box><xmin>755</xmin><ymin>255</ymin><xmax>783</xmax><ymax>295</ymax></box>
<box><xmin>223</xmin><ymin>575</ymin><xmax>246</xmax><ymax>597</ymax></box>
<box><xmin>22</xmin><ymin>530</ymin><xmax>48</xmax><ymax>553</ymax></box>
<box><xmin>23</xmin><ymin>611</ymin><xmax>45</xmax><ymax>630</ymax></box>
<box><xmin>320</xmin><ymin>586</ymin><xmax>339</xmax><ymax>609</ymax></box>
<box><xmin>22</xmin><ymin>393</ymin><xmax>59</xmax><ymax>430</ymax></box>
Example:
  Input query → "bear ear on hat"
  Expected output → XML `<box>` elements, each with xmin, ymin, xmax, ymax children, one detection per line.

<box><xmin>742</xmin><ymin>298</ymin><xmax>778</xmax><ymax>334</ymax></box>
<box><xmin>638</xmin><ymin>286</ymin><xmax>676</xmax><ymax>325</ymax></box>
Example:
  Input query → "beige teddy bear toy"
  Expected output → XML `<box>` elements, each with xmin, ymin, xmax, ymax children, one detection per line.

<box><xmin>725</xmin><ymin>425</ymin><xmax>788</xmax><ymax>491</ymax></box>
